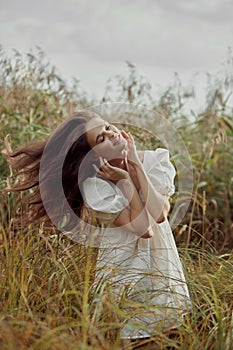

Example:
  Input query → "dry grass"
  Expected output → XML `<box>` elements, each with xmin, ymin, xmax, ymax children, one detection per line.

<box><xmin>0</xmin><ymin>47</ymin><xmax>233</xmax><ymax>349</ymax></box>
<box><xmin>0</xmin><ymin>217</ymin><xmax>233</xmax><ymax>349</ymax></box>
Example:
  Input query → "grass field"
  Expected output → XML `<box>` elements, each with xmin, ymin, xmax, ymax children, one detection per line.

<box><xmin>0</xmin><ymin>47</ymin><xmax>233</xmax><ymax>349</ymax></box>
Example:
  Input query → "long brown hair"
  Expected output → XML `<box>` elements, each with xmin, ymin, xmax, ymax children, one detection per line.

<box><xmin>2</xmin><ymin>111</ymin><xmax>96</xmax><ymax>230</ymax></box>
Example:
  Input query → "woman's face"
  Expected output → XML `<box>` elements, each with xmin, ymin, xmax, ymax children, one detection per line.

<box><xmin>85</xmin><ymin>117</ymin><xmax>127</xmax><ymax>160</ymax></box>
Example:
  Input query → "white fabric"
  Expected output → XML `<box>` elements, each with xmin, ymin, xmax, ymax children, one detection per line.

<box><xmin>82</xmin><ymin>148</ymin><xmax>191</xmax><ymax>338</ymax></box>
<box><xmin>82</xmin><ymin>176</ymin><xmax>129</xmax><ymax>214</ymax></box>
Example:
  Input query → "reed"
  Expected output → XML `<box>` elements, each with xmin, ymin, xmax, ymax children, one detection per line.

<box><xmin>0</xmin><ymin>47</ymin><xmax>232</xmax><ymax>349</ymax></box>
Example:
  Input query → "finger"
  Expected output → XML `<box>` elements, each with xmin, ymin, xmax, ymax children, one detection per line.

<box><xmin>93</xmin><ymin>164</ymin><xmax>98</xmax><ymax>172</ymax></box>
<box><xmin>99</xmin><ymin>156</ymin><xmax>106</xmax><ymax>168</ymax></box>
<box><xmin>100</xmin><ymin>157</ymin><xmax>109</xmax><ymax>165</ymax></box>
<box><xmin>93</xmin><ymin>164</ymin><xmax>108</xmax><ymax>179</ymax></box>
<box><xmin>101</xmin><ymin>158</ymin><xmax>110</xmax><ymax>171</ymax></box>
<box><xmin>93</xmin><ymin>164</ymin><xmax>102</xmax><ymax>174</ymax></box>
<box><xmin>128</xmin><ymin>132</ymin><xmax>134</xmax><ymax>141</ymax></box>
<box><xmin>124</xmin><ymin>158</ymin><xmax>130</xmax><ymax>172</ymax></box>
<box><xmin>122</xmin><ymin>149</ymin><xmax>128</xmax><ymax>159</ymax></box>
<box><xmin>121</xmin><ymin>130</ymin><xmax>130</xmax><ymax>139</ymax></box>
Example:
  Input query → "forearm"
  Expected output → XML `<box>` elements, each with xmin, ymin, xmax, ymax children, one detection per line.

<box><xmin>133</xmin><ymin>162</ymin><xmax>170</xmax><ymax>223</ymax></box>
<box><xmin>116</xmin><ymin>177</ymin><xmax>151</xmax><ymax>234</ymax></box>
<box><xmin>92</xmin><ymin>157</ymin><xmax>151</xmax><ymax>237</ymax></box>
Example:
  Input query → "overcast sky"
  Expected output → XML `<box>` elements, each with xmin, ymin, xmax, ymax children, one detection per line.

<box><xmin>0</xmin><ymin>0</ymin><xmax>233</xmax><ymax>112</ymax></box>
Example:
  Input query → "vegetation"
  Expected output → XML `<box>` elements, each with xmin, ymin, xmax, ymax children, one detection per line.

<box><xmin>0</xmin><ymin>47</ymin><xmax>232</xmax><ymax>349</ymax></box>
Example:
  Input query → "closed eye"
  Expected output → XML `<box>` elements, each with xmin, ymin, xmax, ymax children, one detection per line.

<box><xmin>96</xmin><ymin>124</ymin><xmax>111</xmax><ymax>144</ymax></box>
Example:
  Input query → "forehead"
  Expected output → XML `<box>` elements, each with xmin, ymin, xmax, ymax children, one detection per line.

<box><xmin>85</xmin><ymin>117</ymin><xmax>106</xmax><ymax>147</ymax></box>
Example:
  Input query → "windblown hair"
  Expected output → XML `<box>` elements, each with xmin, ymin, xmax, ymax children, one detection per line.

<box><xmin>2</xmin><ymin>111</ymin><xmax>97</xmax><ymax>230</ymax></box>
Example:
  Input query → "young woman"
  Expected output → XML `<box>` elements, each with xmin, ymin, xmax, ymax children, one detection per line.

<box><xmin>3</xmin><ymin>110</ymin><xmax>191</xmax><ymax>339</ymax></box>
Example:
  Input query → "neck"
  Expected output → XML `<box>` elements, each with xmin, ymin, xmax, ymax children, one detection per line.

<box><xmin>109</xmin><ymin>157</ymin><xmax>127</xmax><ymax>170</ymax></box>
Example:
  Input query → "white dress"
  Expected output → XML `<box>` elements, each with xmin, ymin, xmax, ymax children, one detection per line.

<box><xmin>82</xmin><ymin>148</ymin><xmax>191</xmax><ymax>339</ymax></box>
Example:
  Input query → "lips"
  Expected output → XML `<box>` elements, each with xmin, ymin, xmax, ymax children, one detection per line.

<box><xmin>113</xmin><ymin>134</ymin><xmax>122</xmax><ymax>145</ymax></box>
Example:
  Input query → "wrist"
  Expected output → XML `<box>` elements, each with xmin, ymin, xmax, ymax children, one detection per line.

<box><xmin>117</xmin><ymin>175</ymin><xmax>136</xmax><ymax>192</ymax></box>
<box><xmin>133</xmin><ymin>161</ymin><xmax>143</xmax><ymax>172</ymax></box>
<box><xmin>122</xmin><ymin>172</ymin><xmax>131</xmax><ymax>181</ymax></box>
<box><xmin>128</xmin><ymin>154</ymin><xmax>141</xmax><ymax>166</ymax></box>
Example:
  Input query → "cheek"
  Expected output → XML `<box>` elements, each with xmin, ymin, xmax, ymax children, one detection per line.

<box><xmin>112</xmin><ymin>126</ymin><xmax>120</xmax><ymax>133</ymax></box>
<box><xmin>94</xmin><ymin>144</ymin><xmax>116</xmax><ymax>160</ymax></box>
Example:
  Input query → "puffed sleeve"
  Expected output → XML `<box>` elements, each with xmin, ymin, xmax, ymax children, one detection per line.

<box><xmin>145</xmin><ymin>148</ymin><xmax>176</xmax><ymax>198</ymax></box>
<box><xmin>81</xmin><ymin>176</ymin><xmax>129</xmax><ymax>222</ymax></box>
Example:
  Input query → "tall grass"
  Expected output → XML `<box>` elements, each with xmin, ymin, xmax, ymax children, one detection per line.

<box><xmin>0</xmin><ymin>47</ymin><xmax>233</xmax><ymax>349</ymax></box>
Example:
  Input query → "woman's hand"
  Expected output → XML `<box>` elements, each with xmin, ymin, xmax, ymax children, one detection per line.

<box><xmin>93</xmin><ymin>157</ymin><xmax>129</xmax><ymax>182</ymax></box>
<box><xmin>121</xmin><ymin>130</ymin><xmax>141</xmax><ymax>166</ymax></box>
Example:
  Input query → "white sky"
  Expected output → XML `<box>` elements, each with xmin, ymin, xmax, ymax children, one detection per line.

<box><xmin>0</xmin><ymin>0</ymin><xmax>233</xmax><ymax>113</ymax></box>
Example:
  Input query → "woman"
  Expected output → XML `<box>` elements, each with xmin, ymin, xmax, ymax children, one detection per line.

<box><xmin>2</xmin><ymin>110</ymin><xmax>191</xmax><ymax>339</ymax></box>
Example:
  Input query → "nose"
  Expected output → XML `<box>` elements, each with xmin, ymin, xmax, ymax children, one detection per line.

<box><xmin>105</xmin><ymin>130</ymin><xmax>117</xmax><ymax>139</ymax></box>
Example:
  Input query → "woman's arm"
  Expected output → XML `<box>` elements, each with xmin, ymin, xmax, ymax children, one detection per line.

<box><xmin>93</xmin><ymin>157</ymin><xmax>152</xmax><ymax>238</ymax></box>
<box><xmin>122</xmin><ymin>132</ymin><xmax>170</xmax><ymax>224</ymax></box>
<box><xmin>113</xmin><ymin>178</ymin><xmax>152</xmax><ymax>238</ymax></box>
<box><xmin>133</xmin><ymin>162</ymin><xmax>170</xmax><ymax>223</ymax></box>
